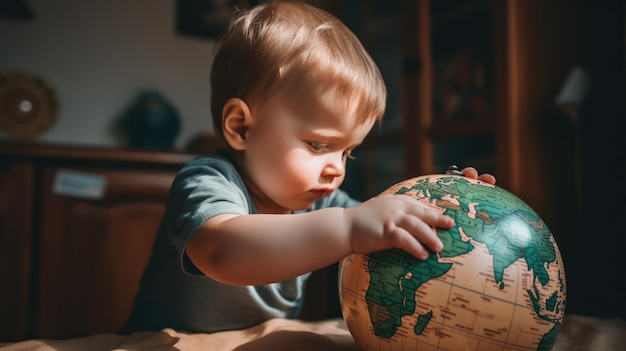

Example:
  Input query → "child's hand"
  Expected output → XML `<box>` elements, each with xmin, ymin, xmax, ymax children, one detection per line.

<box><xmin>461</xmin><ymin>166</ymin><xmax>496</xmax><ymax>185</ymax></box>
<box><xmin>345</xmin><ymin>194</ymin><xmax>453</xmax><ymax>260</ymax></box>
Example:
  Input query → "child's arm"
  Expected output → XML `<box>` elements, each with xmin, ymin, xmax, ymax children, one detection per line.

<box><xmin>186</xmin><ymin>167</ymin><xmax>495</xmax><ymax>286</ymax></box>
<box><xmin>186</xmin><ymin>194</ymin><xmax>450</xmax><ymax>286</ymax></box>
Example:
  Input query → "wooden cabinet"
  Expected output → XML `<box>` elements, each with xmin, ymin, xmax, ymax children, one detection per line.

<box><xmin>0</xmin><ymin>163</ymin><xmax>33</xmax><ymax>342</ymax></box>
<box><xmin>397</xmin><ymin>0</ymin><xmax>583</xmax><ymax>222</ymax></box>
<box><xmin>340</xmin><ymin>0</ymin><xmax>583</xmax><ymax>254</ymax></box>
<box><xmin>0</xmin><ymin>143</ymin><xmax>197</xmax><ymax>341</ymax></box>
<box><xmin>36</xmin><ymin>168</ymin><xmax>177</xmax><ymax>338</ymax></box>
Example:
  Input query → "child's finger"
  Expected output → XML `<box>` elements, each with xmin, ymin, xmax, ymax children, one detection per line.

<box><xmin>478</xmin><ymin>173</ymin><xmax>496</xmax><ymax>184</ymax></box>
<box><xmin>392</xmin><ymin>228</ymin><xmax>430</xmax><ymax>260</ymax></box>
<box><xmin>396</xmin><ymin>214</ymin><xmax>444</xmax><ymax>256</ymax></box>
<box><xmin>461</xmin><ymin>167</ymin><xmax>496</xmax><ymax>184</ymax></box>
<box><xmin>461</xmin><ymin>167</ymin><xmax>478</xmax><ymax>179</ymax></box>
<box><xmin>406</xmin><ymin>199</ymin><xmax>454</xmax><ymax>228</ymax></box>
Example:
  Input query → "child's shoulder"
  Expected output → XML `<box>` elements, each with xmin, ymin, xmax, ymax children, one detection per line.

<box><xmin>171</xmin><ymin>154</ymin><xmax>250</xmax><ymax>206</ymax></box>
<box><xmin>180</xmin><ymin>153</ymin><xmax>237</xmax><ymax>176</ymax></box>
<box><xmin>172</xmin><ymin>154</ymin><xmax>242</xmax><ymax>188</ymax></box>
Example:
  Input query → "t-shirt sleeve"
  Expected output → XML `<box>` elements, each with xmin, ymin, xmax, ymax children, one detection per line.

<box><xmin>164</xmin><ymin>157</ymin><xmax>253</xmax><ymax>275</ymax></box>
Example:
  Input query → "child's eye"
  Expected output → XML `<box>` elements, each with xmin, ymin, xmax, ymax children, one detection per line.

<box><xmin>308</xmin><ymin>141</ymin><xmax>329</xmax><ymax>152</ymax></box>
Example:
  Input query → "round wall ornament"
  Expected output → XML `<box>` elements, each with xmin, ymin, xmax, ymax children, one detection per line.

<box><xmin>0</xmin><ymin>70</ymin><xmax>60</xmax><ymax>139</ymax></box>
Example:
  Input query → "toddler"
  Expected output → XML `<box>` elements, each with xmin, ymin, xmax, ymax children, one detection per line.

<box><xmin>122</xmin><ymin>1</ymin><xmax>494</xmax><ymax>334</ymax></box>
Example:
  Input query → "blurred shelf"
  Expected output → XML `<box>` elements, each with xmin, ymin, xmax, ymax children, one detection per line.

<box><xmin>430</xmin><ymin>117</ymin><xmax>495</xmax><ymax>139</ymax></box>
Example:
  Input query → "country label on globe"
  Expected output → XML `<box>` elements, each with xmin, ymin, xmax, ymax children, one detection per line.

<box><xmin>339</xmin><ymin>175</ymin><xmax>566</xmax><ymax>351</ymax></box>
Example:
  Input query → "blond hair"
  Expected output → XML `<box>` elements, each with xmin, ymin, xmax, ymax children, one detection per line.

<box><xmin>210</xmin><ymin>1</ymin><xmax>387</xmax><ymax>137</ymax></box>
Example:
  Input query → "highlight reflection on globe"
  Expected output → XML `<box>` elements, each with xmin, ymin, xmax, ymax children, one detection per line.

<box><xmin>339</xmin><ymin>175</ymin><xmax>566</xmax><ymax>351</ymax></box>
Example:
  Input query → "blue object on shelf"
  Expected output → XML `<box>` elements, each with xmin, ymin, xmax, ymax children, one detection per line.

<box><xmin>123</xmin><ymin>90</ymin><xmax>181</xmax><ymax>150</ymax></box>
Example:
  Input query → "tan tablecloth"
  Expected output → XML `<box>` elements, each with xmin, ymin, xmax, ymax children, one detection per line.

<box><xmin>1</xmin><ymin>314</ymin><xmax>624</xmax><ymax>351</ymax></box>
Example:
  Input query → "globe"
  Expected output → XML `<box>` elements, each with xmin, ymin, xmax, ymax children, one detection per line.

<box><xmin>339</xmin><ymin>174</ymin><xmax>566</xmax><ymax>351</ymax></box>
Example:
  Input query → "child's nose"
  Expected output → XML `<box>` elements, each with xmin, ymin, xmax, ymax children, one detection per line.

<box><xmin>322</xmin><ymin>153</ymin><xmax>345</xmax><ymax>178</ymax></box>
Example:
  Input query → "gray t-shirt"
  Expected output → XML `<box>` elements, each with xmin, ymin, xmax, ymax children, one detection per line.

<box><xmin>121</xmin><ymin>155</ymin><xmax>359</xmax><ymax>333</ymax></box>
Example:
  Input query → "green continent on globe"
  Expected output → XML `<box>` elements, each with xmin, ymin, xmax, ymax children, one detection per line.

<box><xmin>414</xmin><ymin>310</ymin><xmax>433</xmax><ymax>335</ymax></box>
<box><xmin>364</xmin><ymin>176</ymin><xmax>565</xmax><ymax>341</ymax></box>
<box><xmin>366</xmin><ymin>250</ymin><xmax>452</xmax><ymax>338</ymax></box>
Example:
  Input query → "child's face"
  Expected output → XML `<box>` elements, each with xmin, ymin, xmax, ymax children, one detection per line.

<box><xmin>239</xmin><ymin>83</ymin><xmax>375</xmax><ymax>214</ymax></box>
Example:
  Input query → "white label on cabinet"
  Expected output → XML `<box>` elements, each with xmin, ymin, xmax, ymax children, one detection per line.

<box><xmin>52</xmin><ymin>170</ymin><xmax>107</xmax><ymax>199</ymax></box>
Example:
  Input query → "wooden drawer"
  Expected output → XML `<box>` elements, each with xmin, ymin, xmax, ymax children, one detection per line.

<box><xmin>35</xmin><ymin>168</ymin><xmax>175</xmax><ymax>339</ymax></box>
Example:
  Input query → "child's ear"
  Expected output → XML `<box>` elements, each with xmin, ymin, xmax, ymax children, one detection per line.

<box><xmin>222</xmin><ymin>98</ymin><xmax>252</xmax><ymax>151</ymax></box>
